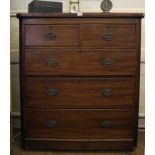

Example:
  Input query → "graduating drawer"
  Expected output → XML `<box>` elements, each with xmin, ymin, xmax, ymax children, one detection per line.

<box><xmin>24</xmin><ymin>49</ymin><xmax>137</xmax><ymax>76</ymax></box>
<box><xmin>25</xmin><ymin>109</ymin><xmax>134</xmax><ymax>139</ymax></box>
<box><xmin>81</xmin><ymin>24</ymin><xmax>136</xmax><ymax>48</ymax></box>
<box><xmin>24</xmin><ymin>78</ymin><xmax>135</xmax><ymax>108</ymax></box>
<box><xmin>25</xmin><ymin>25</ymin><xmax>78</xmax><ymax>46</ymax></box>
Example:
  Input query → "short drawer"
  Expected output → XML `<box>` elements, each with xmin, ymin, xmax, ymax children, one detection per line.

<box><xmin>25</xmin><ymin>109</ymin><xmax>134</xmax><ymax>139</ymax></box>
<box><xmin>25</xmin><ymin>25</ymin><xmax>78</xmax><ymax>46</ymax></box>
<box><xmin>24</xmin><ymin>49</ymin><xmax>137</xmax><ymax>76</ymax></box>
<box><xmin>24</xmin><ymin>78</ymin><xmax>135</xmax><ymax>108</ymax></box>
<box><xmin>81</xmin><ymin>24</ymin><xmax>136</xmax><ymax>48</ymax></box>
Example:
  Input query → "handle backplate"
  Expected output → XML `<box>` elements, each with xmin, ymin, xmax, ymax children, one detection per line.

<box><xmin>46</xmin><ymin>120</ymin><xmax>58</xmax><ymax>128</ymax></box>
<box><xmin>102</xmin><ymin>58</ymin><xmax>113</xmax><ymax>67</ymax></box>
<box><xmin>101</xmin><ymin>120</ymin><xmax>112</xmax><ymax>128</ymax></box>
<box><xmin>102</xmin><ymin>89</ymin><xmax>112</xmax><ymax>96</ymax></box>
<box><xmin>47</xmin><ymin>58</ymin><xmax>58</xmax><ymax>67</ymax></box>
<box><xmin>47</xmin><ymin>89</ymin><xmax>59</xmax><ymax>96</ymax></box>
<box><xmin>45</xmin><ymin>33</ymin><xmax>57</xmax><ymax>40</ymax></box>
<box><xmin>102</xmin><ymin>34</ymin><xmax>113</xmax><ymax>41</ymax></box>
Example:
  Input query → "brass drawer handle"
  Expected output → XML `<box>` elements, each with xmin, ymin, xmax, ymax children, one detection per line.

<box><xmin>47</xmin><ymin>89</ymin><xmax>59</xmax><ymax>96</ymax></box>
<box><xmin>102</xmin><ymin>89</ymin><xmax>112</xmax><ymax>96</ymax></box>
<box><xmin>101</xmin><ymin>121</ymin><xmax>112</xmax><ymax>128</ymax></box>
<box><xmin>46</xmin><ymin>120</ymin><xmax>58</xmax><ymax>128</ymax></box>
<box><xmin>102</xmin><ymin>34</ymin><xmax>112</xmax><ymax>41</ymax></box>
<box><xmin>102</xmin><ymin>58</ymin><xmax>113</xmax><ymax>67</ymax></box>
<box><xmin>45</xmin><ymin>33</ymin><xmax>57</xmax><ymax>40</ymax></box>
<box><xmin>47</xmin><ymin>58</ymin><xmax>58</xmax><ymax>67</ymax></box>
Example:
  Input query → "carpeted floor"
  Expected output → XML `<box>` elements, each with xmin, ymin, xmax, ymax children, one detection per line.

<box><xmin>11</xmin><ymin>129</ymin><xmax>144</xmax><ymax>155</ymax></box>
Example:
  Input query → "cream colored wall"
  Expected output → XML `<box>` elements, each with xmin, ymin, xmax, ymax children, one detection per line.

<box><xmin>11</xmin><ymin>0</ymin><xmax>145</xmax><ymax>117</ymax></box>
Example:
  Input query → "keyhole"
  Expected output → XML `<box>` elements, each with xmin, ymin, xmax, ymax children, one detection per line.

<box><xmin>106</xmin><ymin>25</ymin><xmax>110</xmax><ymax>29</ymax></box>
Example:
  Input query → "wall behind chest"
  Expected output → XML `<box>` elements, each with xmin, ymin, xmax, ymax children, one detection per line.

<box><xmin>10</xmin><ymin>0</ymin><xmax>145</xmax><ymax>128</ymax></box>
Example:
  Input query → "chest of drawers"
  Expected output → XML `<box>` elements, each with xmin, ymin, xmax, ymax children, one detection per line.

<box><xmin>17</xmin><ymin>13</ymin><xmax>144</xmax><ymax>151</ymax></box>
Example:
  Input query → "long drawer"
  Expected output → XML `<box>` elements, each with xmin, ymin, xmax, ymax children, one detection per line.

<box><xmin>25</xmin><ymin>109</ymin><xmax>134</xmax><ymax>139</ymax></box>
<box><xmin>25</xmin><ymin>25</ymin><xmax>78</xmax><ymax>46</ymax></box>
<box><xmin>24</xmin><ymin>49</ymin><xmax>137</xmax><ymax>76</ymax></box>
<box><xmin>24</xmin><ymin>78</ymin><xmax>135</xmax><ymax>108</ymax></box>
<box><xmin>81</xmin><ymin>24</ymin><xmax>136</xmax><ymax>48</ymax></box>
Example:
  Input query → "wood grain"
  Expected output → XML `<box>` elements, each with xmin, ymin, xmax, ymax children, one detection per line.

<box><xmin>25</xmin><ymin>109</ymin><xmax>135</xmax><ymax>139</ymax></box>
<box><xmin>81</xmin><ymin>24</ymin><xmax>136</xmax><ymax>48</ymax></box>
<box><xmin>24</xmin><ymin>78</ymin><xmax>135</xmax><ymax>108</ymax></box>
<box><xmin>25</xmin><ymin>49</ymin><xmax>137</xmax><ymax>76</ymax></box>
<box><xmin>25</xmin><ymin>25</ymin><xmax>78</xmax><ymax>47</ymax></box>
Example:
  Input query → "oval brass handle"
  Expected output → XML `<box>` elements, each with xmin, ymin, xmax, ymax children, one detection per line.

<box><xmin>47</xmin><ymin>89</ymin><xmax>59</xmax><ymax>96</ymax></box>
<box><xmin>102</xmin><ymin>34</ymin><xmax>112</xmax><ymax>41</ymax></box>
<box><xmin>101</xmin><ymin>121</ymin><xmax>112</xmax><ymax>128</ymax></box>
<box><xmin>102</xmin><ymin>59</ymin><xmax>113</xmax><ymax>67</ymax></box>
<box><xmin>102</xmin><ymin>89</ymin><xmax>112</xmax><ymax>96</ymax></box>
<box><xmin>45</xmin><ymin>33</ymin><xmax>57</xmax><ymax>40</ymax></box>
<box><xmin>46</xmin><ymin>120</ymin><xmax>58</xmax><ymax>128</ymax></box>
<box><xmin>47</xmin><ymin>58</ymin><xmax>58</xmax><ymax>67</ymax></box>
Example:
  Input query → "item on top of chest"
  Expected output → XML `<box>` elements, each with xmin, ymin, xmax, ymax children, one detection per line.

<box><xmin>100</xmin><ymin>0</ymin><xmax>113</xmax><ymax>12</ymax></box>
<box><xmin>28</xmin><ymin>0</ymin><xmax>63</xmax><ymax>13</ymax></box>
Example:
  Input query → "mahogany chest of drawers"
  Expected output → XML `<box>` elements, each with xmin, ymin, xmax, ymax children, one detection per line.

<box><xmin>17</xmin><ymin>13</ymin><xmax>144</xmax><ymax>151</ymax></box>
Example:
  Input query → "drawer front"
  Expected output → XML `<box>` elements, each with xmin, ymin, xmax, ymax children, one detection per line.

<box><xmin>25</xmin><ymin>49</ymin><xmax>137</xmax><ymax>76</ymax></box>
<box><xmin>25</xmin><ymin>25</ymin><xmax>78</xmax><ymax>46</ymax></box>
<box><xmin>25</xmin><ymin>109</ymin><xmax>134</xmax><ymax>139</ymax></box>
<box><xmin>81</xmin><ymin>24</ymin><xmax>136</xmax><ymax>48</ymax></box>
<box><xmin>24</xmin><ymin>78</ymin><xmax>135</xmax><ymax>108</ymax></box>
